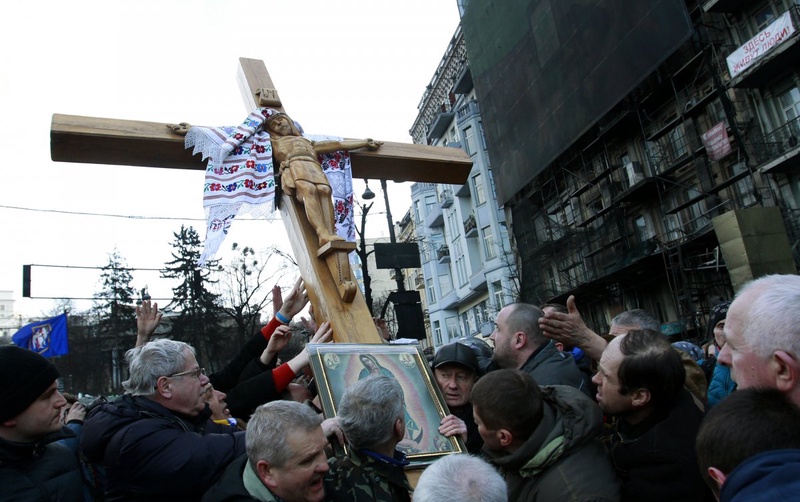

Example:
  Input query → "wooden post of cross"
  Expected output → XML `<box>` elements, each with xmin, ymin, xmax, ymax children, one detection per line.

<box><xmin>50</xmin><ymin>57</ymin><xmax>472</xmax><ymax>345</ymax></box>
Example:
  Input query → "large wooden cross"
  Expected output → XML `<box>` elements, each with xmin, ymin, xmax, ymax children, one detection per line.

<box><xmin>51</xmin><ymin>58</ymin><xmax>471</xmax><ymax>344</ymax></box>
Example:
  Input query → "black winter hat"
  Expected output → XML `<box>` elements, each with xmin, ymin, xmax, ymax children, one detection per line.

<box><xmin>433</xmin><ymin>342</ymin><xmax>480</xmax><ymax>374</ymax></box>
<box><xmin>707</xmin><ymin>301</ymin><xmax>732</xmax><ymax>344</ymax></box>
<box><xmin>0</xmin><ymin>345</ymin><xmax>60</xmax><ymax>422</ymax></box>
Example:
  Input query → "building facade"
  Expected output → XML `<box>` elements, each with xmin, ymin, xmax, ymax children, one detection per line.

<box><xmin>455</xmin><ymin>0</ymin><xmax>800</xmax><ymax>338</ymax></box>
<box><xmin>409</xmin><ymin>26</ymin><xmax>518</xmax><ymax>350</ymax></box>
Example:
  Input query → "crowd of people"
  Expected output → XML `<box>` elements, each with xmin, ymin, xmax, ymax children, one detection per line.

<box><xmin>2</xmin><ymin>273</ymin><xmax>800</xmax><ymax>501</ymax></box>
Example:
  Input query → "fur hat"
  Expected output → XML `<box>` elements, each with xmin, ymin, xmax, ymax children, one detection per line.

<box><xmin>0</xmin><ymin>345</ymin><xmax>60</xmax><ymax>422</ymax></box>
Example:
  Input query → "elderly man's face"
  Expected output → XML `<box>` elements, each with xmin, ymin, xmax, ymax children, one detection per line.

<box><xmin>269</xmin><ymin>427</ymin><xmax>329</xmax><ymax>502</ymax></box>
<box><xmin>166</xmin><ymin>351</ymin><xmax>209</xmax><ymax>416</ymax></box>
<box><xmin>434</xmin><ymin>364</ymin><xmax>477</xmax><ymax>408</ymax></box>
<box><xmin>717</xmin><ymin>292</ymin><xmax>774</xmax><ymax>389</ymax></box>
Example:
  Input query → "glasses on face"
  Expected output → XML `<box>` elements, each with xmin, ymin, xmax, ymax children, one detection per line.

<box><xmin>168</xmin><ymin>367</ymin><xmax>206</xmax><ymax>380</ymax></box>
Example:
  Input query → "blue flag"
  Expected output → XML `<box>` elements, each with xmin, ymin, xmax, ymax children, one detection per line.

<box><xmin>12</xmin><ymin>313</ymin><xmax>69</xmax><ymax>358</ymax></box>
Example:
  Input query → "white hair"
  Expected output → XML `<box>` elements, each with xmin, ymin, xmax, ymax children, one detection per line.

<box><xmin>123</xmin><ymin>338</ymin><xmax>193</xmax><ymax>396</ymax></box>
<box><xmin>414</xmin><ymin>454</ymin><xmax>507</xmax><ymax>502</ymax></box>
<box><xmin>738</xmin><ymin>274</ymin><xmax>800</xmax><ymax>359</ymax></box>
<box><xmin>247</xmin><ymin>401</ymin><xmax>321</xmax><ymax>468</ymax></box>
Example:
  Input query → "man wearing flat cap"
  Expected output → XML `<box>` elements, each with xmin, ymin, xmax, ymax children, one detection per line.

<box><xmin>432</xmin><ymin>342</ymin><xmax>483</xmax><ymax>453</ymax></box>
<box><xmin>0</xmin><ymin>345</ymin><xmax>83</xmax><ymax>501</ymax></box>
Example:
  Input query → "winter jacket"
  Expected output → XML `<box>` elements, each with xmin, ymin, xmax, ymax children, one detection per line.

<box><xmin>484</xmin><ymin>385</ymin><xmax>620</xmax><ymax>501</ymax></box>
<box><xmin>720</xmin><ymin>449</ymin><xmax>800</xmax><ymax>502</ymax></box>
<box><xmin>202</xmin><ymin>455</ymin><xmax>278</xmax><ymax>502</ymax></box>
<box><xmin>81</xmin><ymin>394</ymin><xmax>245</xmax><ymax>501</ymax></box>
<box><xmin>0</xmin><ymin>427</ymin><xmax>83</xmax><ymax>502</ymax></box>
<box><xmin>486</xmin><ymin>340</ymin><xmax>587</xmax><ymax>394</ymax></box>
<box><xmin>707</xmin><ymin>363</ymin><xmax>736</xmax><ymax>408</ymax></box>
<box><xmin>604</xmin><ymin>389</ymin><xmax>711</xmax><ymax>502</ymax></box>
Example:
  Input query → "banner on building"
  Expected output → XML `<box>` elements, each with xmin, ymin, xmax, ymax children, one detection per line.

<box><xmin>702</xmin><ymin>122</ymin><xmax>733</xmax><ymax>162</ymax></box>
<box><xmin>12</xmin><ymin>313</ymin><xmax>69</xmax><ymax>358</ymax></box>
<box><xmin>727</xmin><ymin>11</ymin><xmax>795</xmax><ymax>78</ymax></box>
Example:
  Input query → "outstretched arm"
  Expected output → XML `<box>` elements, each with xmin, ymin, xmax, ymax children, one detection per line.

<box><xmin>538</xmin><ymin>295</ymin><xmax>608</xmax><ymax>362</ymax></box>
<box><xmin>313</xmin><ymin>138</ymin><xmax>382</xmax><ymax>155</ymax></box>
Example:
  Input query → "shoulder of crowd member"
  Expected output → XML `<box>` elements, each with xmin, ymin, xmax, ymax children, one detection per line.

<box><xmin>0</xmin><ymin>436</ymin><xmax>83</xmax><ymax>502</ymax></box>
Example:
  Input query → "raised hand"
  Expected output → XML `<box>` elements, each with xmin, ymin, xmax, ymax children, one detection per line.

<box><xmin>135</xmin><ymin>300</ymin><xmax>162</xmax><ymax>347</ymax></box>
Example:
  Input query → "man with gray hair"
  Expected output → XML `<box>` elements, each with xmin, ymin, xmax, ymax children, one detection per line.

<box><xmin>203</xmin><ymin>400</ymin><xmax>330</xmax><ymax>502</ymax></box>
<box><xmin>81</xmin><ymin>338</ymin><xmax>245</xmax><ymax>501</ymax></box>
<box><xmin>326</xmin><ymin>375</ymin><xmax>412</xmax><ymax>502</ymax></box>
<box><xmin>487</xmin><ymin>302</ymin><xmax>585</xmax><ymax>392</ymax></box>
<box><xmin>717</xmin><ymin>274</ymin><xmax>800</xmax><ymax>406</ymax></box>
<box><xmin>413</xmin><ymin>454</ymin><xmax>507</xmax><ymax>502</ymax></box>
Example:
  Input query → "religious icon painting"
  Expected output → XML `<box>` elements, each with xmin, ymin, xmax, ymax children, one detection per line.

<box><xmin>307</xmin><ymin>343</ymin><xmax>465</xmax><ymax>468</ymax></box>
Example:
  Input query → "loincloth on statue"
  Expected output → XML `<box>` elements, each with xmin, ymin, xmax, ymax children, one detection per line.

<box><xmin>278</xmin><ymin>155</ymin><xmax>331</xmax><ymax>194</ymax></box>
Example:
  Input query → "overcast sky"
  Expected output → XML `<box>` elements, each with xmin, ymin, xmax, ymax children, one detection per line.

<box><xmin>0</xmin><ymin>1</ymin><xmax>461</xmax><ymax>317</ymax></box>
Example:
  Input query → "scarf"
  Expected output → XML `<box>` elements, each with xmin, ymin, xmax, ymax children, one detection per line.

<box><xmin>185</xmin><ymin>108</ymin><xmax>356</xmax><ymax>267</ymax></box>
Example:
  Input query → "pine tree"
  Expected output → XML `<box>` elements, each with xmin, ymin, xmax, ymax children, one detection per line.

<box><xmin>161</xmin><ymin>225</ymin><xmax>221</xmax><ymax>370</ymax></box>
<box><xmin>92</xmin><ymin>249</ymin><xmax>137</xmax><ymax>393</ymax></box>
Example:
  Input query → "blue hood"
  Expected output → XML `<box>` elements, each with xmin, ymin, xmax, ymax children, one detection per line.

<box><xmin>721</xmin><ymin>449</ymin><xmax>800</xmax><ymax>502</ymax></box>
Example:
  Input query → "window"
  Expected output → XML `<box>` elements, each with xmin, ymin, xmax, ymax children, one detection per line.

<box><xmin>439</xmin><ymin>273</ymin><xmax>453</xmax><ymax>296</ymax></box>
<box><xmin>454</xmin><ymin>242</ymin><xmax>468</xmax><ymax>286</ymax></box>
<box><xmin>732</xmin><ymin>162</ymin><xmax>756</xmax><ymax>207</ymax></box>
<box><xmin>445</xmin><ymin>317</ymin><xmax>460</xmax><ymax>340</ymax></box>
<box><xmin>473</xmin><ymin>173</ymin><xmax>487</xmax><ymax>205</ymax></box>
<box><xmin>779</xmin><ymin>86</ymin><xmax>800</xmax><ymax>123</ymax></box>
<box><xmin>433</xmin><ymin>321</ymin><xmax>442</xmax><ymax>345</ymax></box>
<box><xmin>482</xmin><ymin>225</ymin><xmax>497</xmax><ymax>260</ymax></box>
<box><xmin>447</xmin><ymin>210</ymin><xmax>461</xmax><ymax>240</ymax></box>
<box><xmin>492</xmin><ymin>280</ymin><xmax>505</xmax><ymax>310</ymax></box>
<box><xmin>463</xmin><ymin>126</ymin><xmax>476</xmax><ymax>156</ymax></box>
<box><xmin>427</xmin><ymin>278</ymin><xmax>436</xmax><ymax>303</ymax></box>
<box><xmin>425</xmin><ymin>195</ymin><xmax>437</xmax><ymax>213</ymax></box>
<box><xmin>754</xmin><ymin>4</ymin><xmax>776</xmax><ymax>32</ymax></box>
<box><xmin>667</xmin><ymin>124</ymin><xmax>689</xmax><ymax>160</ymax></box>
<box><xmin>460</xmin><ymin>312</ymin><xmax>472</xmax><ymax>336</ymax></box>
<box><xmin>413</xmin><ymin>200</ymin><xmax>423</xmax><ymax>223</ymax></box>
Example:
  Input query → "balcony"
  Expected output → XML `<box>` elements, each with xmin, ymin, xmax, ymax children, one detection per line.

<box><xmin>439</xmin><ymin>189</ymin><xmax>454</xmax><ymax>208</ymax></box>
<box><xmin>437</xmin><ymin>245</ymin><xmax>451</xmax><ymax>264</ymax></box>
<box><xmin>425</xmin><ymin>203</ymin><xmax>444</xmax><ymax>228</ymax></box>
<box><xmin>727</xmin><ymin>7</ymin><xmax>800</xmax><ymax>89</ymax></box>
<box><xmin>754</xmin><ymin>115</ymin><xmax>800</xmax><ymax>174</ymax></box>
<box><xmin>452</xmin><ymin>65</ymin><xmax>473</xmax><ymax>95</ymax></box>
<box><xmin>456</xmin><ymin>101</ymin><xmax>480</xmax><ymax>125</ymax></box>
<box><xmin>464</xmin><ymin>214</ymin><xmax>478</xmax><ymax>238</ymax></box>
<box><xmin>426</xmin><ymin>105</ymin><xmax>456</xmax><ymax>141</ymax></box>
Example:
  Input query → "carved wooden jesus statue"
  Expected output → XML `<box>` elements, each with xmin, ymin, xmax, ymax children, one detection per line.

<box><xmin>265</xmin><ymin>112</ymin><xmax>382</xmax><ymax>248</ymax></box>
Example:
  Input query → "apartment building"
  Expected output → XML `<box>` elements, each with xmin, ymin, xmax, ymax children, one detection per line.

<box><xmin>409</xmin><ymin>26</ymin><xmax>519</xmax><ymax>350</ymax></box>
<box><xmin>453</xmin><ymin>0</ymin><xmax>800</xmax><ymax>338</ymax></box>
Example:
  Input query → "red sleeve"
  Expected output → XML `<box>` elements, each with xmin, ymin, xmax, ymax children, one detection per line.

<box><xmin>272</xmin><ymin>363</ymin><xmax>297</xmax><ymax>393</ymax></box>
<box><xmin>260</xmin><ymin>316</ymin><xmax>283</xmax><ymax>342</ymax></box>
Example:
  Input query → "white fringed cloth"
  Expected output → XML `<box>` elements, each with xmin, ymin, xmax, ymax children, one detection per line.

<box><xmin>185</xmin><ymin>107</ymin><xmax>357</xmax><ymax>267</ymax></box>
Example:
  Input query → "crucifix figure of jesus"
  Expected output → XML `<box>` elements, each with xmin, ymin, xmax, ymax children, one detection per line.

<box><xmin>265</xmin><ymin>112</ymin><xmax>381</xmax><ymax>247</ymax></box>
<box><xmin>50</xmin><ymin>57</ymin><xmax>471</xmax><ymax>344</ymax></box>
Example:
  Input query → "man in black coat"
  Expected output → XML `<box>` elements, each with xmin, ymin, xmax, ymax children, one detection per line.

<box><xmin>593</xmin><ymin>329</ymin><xmax>712</xmax><ymax>501</ymax></box>
<box><xmin>0</xmin><ymin>345</ymin><xmax>83</xmax><ymax>501</ymax></box>
<box><xmin>82</xmin><ymin>338</ymin><xmax>246</xmax><ymax>501</ymax></box>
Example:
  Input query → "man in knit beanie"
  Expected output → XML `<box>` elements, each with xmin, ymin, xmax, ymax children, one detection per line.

<box><xmin>0</xmin><ymin>344</ymin><xmax>83</xmax><ymax>501</ymax></box>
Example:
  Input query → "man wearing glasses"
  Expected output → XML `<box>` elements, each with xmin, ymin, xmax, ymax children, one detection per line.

<box><xmin>81</xmin><ymin>338</ymin><xmax>246</xmax><ymax>501</ymax></box>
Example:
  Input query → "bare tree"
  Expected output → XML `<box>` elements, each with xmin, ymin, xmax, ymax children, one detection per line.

<box><xmin>214</xmin><ymin>242</ymin><xmax>291</xmax><ymax>346</ymax></box>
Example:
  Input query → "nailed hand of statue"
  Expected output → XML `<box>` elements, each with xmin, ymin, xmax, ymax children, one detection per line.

<box><xmin>365</xmin><ymin>139</ymin><xmax>383</xmax><ymax>150</ymax></box>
